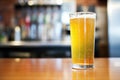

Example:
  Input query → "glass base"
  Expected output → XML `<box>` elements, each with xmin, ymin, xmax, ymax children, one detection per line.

<box><xmin>72</xmin><ymin>64</ymin><xmax>94</xmax><ymax>69</ymax></box>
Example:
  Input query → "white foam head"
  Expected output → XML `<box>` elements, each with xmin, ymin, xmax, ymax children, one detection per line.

<box><xmin>70</xmin><ymin>12</ymin><xmax>96</xmax><ymax>19</ymax></box>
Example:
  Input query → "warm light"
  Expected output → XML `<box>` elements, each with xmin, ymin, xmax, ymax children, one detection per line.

<box><xmin>10</xmin><ymin>41</ymin><xmax>22</xmax><ymax>46</ymax></box>
<box><xmin>28</xmin><ymin>0</ymin><xmax>34</xmax><ymax>6</ymax></box>
<box><xmin>15</xmin><ymin>26</ymin><xmax>20</xmax><ymax>32</ymax></box>
<box><xmin>15</xmin><ymin>58</ymin><xmax>20</xmax><ymax>62</ymax></box>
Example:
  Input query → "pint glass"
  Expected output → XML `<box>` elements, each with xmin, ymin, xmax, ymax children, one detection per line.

<box><xmin>70</xmin><ymin>12</ymin><xmax>96</xmax><ymax>69</ymax></box>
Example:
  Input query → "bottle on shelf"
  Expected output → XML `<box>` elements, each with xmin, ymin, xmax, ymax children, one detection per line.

<box><xmin>30</xmin><ymin>7</ymin><xmax>38</xmax><ymax>40</ymax></box>
<box><xmin>45</xmin><ymin>6</ymin><xmax>52</xmax><ymax>41</ymax></box>
<box><xmin>52</xmin><ymin>6</ymin><xmax>62</xmax><ymax>41</ymax></box>
<box><xmin>38</xmin><ymin>7</ymin><xmax>45</xmax><ymax>40</ymax></box>
<box><xmin>14</xmin><ymin>26</ymin><xmax>21</xmax><ymax>41</ymax></box>
<box><xmin>25</xmin><ymin>7</ymin><xmax>31</xmax><ymax>39</ymax></box>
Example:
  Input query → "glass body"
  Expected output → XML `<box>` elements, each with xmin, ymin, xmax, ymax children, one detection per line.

<box><xmin>70</xmin><ymin>12</ymin><xmax>96</xmax><ymax>69</ymax></box>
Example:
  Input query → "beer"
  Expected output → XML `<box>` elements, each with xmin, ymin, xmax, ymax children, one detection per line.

<box><xmin>70</xmin><ymin>12</ymin><xmax>96</xmax><ymax>69</ymax></box>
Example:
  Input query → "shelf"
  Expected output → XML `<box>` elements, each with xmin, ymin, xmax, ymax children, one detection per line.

<box><xmin>0</xmin><ymin>41</ymin><xmax>71</xmax><ymax>52</ymax></box>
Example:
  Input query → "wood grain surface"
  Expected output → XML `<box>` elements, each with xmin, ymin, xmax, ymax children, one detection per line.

<box><xmin>0</xmin><ymin>58</ymin><xmax>120</xmax><ymax>80</ymax></box>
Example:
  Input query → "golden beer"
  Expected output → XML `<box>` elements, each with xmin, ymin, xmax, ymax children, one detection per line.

<box><xmin>70</xmin><ymin>12</ymin><xmax>96</xmax><ymax>69</ymax></box>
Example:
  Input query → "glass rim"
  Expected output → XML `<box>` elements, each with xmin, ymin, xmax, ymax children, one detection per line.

<box><xmin>69</xmin><ymin>12</ymin><xmax>96</xmax><ymax>18</ymax></box>
<box><xmin>69</xmin><ymin>12</ymin><xmax>96</xmax><ymax>15</ymax></box>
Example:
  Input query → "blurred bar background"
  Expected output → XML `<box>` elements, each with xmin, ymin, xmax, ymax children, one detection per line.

<box><xmin>0</xmin><ymin>0</ymin><xmax>119</xmax><ymax>58</ymax></box>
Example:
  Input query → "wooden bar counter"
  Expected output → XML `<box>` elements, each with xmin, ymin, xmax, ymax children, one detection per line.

<box><xmin>0</xmin><ymin>58</ymin><xmax>120</xmax><ymax>80</ymax></box>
